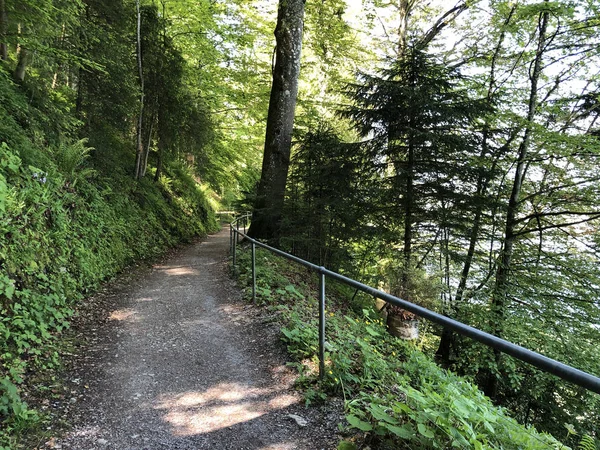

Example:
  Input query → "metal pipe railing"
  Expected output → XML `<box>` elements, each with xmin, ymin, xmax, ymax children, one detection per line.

<box><xmin>229</xmin><ymin>222</ymin><xmax>600</xmax><ymax>395</ymax></box>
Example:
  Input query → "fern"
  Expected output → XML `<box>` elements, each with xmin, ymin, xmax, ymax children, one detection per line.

<box><xmin>53</xmin><ymin>138</ymin><xmax>96</xmax><ymax>184</ymax></box>
<box><xmin>579</xmin><ymin>434</ymin><xmax>597</xmax><ymax>450</ymax></box>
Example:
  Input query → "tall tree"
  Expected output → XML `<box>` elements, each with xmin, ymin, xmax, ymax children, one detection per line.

<box><xmin>134</xmin><ymin>0</ymin><xmax>145</xmax><ymax>179</ymax></box>
<box><xmin>483</xmin><ymin>2</ymin><xmax>549</xmax><ymax>399</ymax></box>
<box><xmin>247</xmin><ymin>0</ymin><xmax>305</xmax><ymax>241</ymax></box>
<box><xmin>436</xmin><ymin>5</ymin><xmax>517</xmax><ymax>365</ymax></box>
<box><xmin>0</xmin><ymin>0</ymin><xmax>7</xmax><ymax>61</ymax></box>
<box><xmin>345</xmin><ymin>48</ymin><xmax>488</xmax><ymax>332</ymax></box>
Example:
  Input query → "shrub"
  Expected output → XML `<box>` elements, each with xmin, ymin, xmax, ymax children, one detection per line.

<box><xmin>234</xmin><ymin>247</ymin><xmax>572</xmax><ymax>449</ymax></box>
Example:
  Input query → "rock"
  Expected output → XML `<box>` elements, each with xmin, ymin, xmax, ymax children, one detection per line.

<box><xmin>97</xmin><ymin>438</ymin><xmax>108</xmax><ymax>445</ymax></box>
<box><xmin>287</xmin><ymin>414</ymin><xmax>308</xmax><ymax>427</ymax></box>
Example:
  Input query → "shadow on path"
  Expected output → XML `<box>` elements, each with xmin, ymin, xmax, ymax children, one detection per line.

<box><xmin>56</xmin><ymin>229</ymin><xmax>340</xmax><ymax>450</ymax></box>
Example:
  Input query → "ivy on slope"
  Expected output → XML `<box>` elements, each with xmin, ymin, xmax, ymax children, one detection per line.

<box><xmin>0</xmin><ymin>143</ymin><xmax>217</xmax><ymax>443</ymax></box>
<box><xmin>234</xmin><ymin>247</ymin><xmax>575</xmax><ymax>450</ymax></box>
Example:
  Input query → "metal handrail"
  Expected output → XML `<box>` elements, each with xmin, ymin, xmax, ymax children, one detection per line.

<box><xmin>229</xmin><ymin>224</ymin><xmax>600</xmax><ymax>395</ymax></box>
<box><xmin>228</xmin><ymin>212</ymin><xmax>251</xmax><ymax>261</ymax></box>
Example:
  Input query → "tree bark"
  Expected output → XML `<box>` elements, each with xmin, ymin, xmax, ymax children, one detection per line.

<box><xmin>402</xmin><ymin>139</ymin><xmax>414</xmax><ymax>273</ymax></box>
<box><xmin>483</xmin><ymin>6</ymin><xmax>549</xmax><ymax>399</ymax></box>
<box><xmin>134</xmin><ymin>0</ymin><xmax>145</xmax><ymax>179</ymax></box>
<box><xmin>141</xmin><ymin>118</ymin><xmax>153</xmax><ymax>178</ymax></box>
<box><xmin>14</xmin><ymin>47</ymin><xmax>28</xmax><ymax>82</ymax></box>
<box><xmin>154</xmin><ymin>134</ymin><xmax>165</xmax><ymax>182</ymax></box>
<box><xmin>51</xmin><ymin>24</ymin><xmax>67</xmax><ymax>89</ymax></box>
<box><xmin>397</xmin><ymin>0</ymin><xmax>410</xmax><ymax>56</ymax></box>
<box><xmin>247</xmin><ymin>0</ymin><xmax>305</xmax><ymax>241</ymax></box>
<box><xmin>0</xmin><ymin>0</ymin><xmax>7</xmax><ymax>61</ymax></box>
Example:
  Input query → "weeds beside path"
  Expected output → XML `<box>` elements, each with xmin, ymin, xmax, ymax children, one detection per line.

<box><xmin>43</xmin><ymin>228</ymin><xmax>340</xmax><ymax>450</ymax></box>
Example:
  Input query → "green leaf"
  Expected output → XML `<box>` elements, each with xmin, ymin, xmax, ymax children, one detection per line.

<box><xmin>337</xmin><ymin>441</ymin><xmax>358</xmax><ymax>450</ymax></box>
<box><xmin>417</xmin><ymin>422</ymin><xmax>435</xmax><ymax>439</ymax></box>
<box><xmin>365</xmin><ymin>326</ymin><xmax>380</xmax><ymax>337</ymax></box>
<box><xmin>369</xmin><ymin>404</ymin><xmax>399</xmax><ymax>424</ymax></box>
<box><xmin>346</xmin><ymin>414</ymin><xmax>373</xmax><ymax>431</ymax></box>
<box><xmin>383</xmin><ymin>423</ymin><xmax>414</xmax><ymax>439</ymax></box>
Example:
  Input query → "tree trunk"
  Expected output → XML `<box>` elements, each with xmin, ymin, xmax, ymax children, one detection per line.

<box><xmin>398</xmin><ymin>0</ymin><xmax>410</xmax><ymax>56</ymax></box>
<box><xmin>0</xmin><ymin>0</ymin><xmax>7</xmax><ymax>61</ymax></box>
<box><xmin>141</xmin><ymin>118</ymin><xmax>153</xmax><ymax>178</ymax></box>
<box><xmin>51</xmin><ymin>24</ymin><xmax>67</xmax><ymax>89</ymax></box>
<box><xmin>436</xmin><ymin>5</ymin><xmax>516</xmax><ymax>366</ymax></box>
<box><xmin>247</xmin><ymin>0</ymin><xmax>305</xmax><ymax>241</ymax></box>
<box><xmin>154</xmin><ymin>135</ymin><xmax>164</xmax><ymax>182</ymax></box>
<box><xmin>483</xmin><ymin>6</ymin><xmax>549</xmax><ymax>399</ymax></box>
<box><xmin>134</xmin><ymin>0</ymin><xmax>145</xmax><ymax>179</ymax></box>
<box><xmin>14</xmin><ymin>47</ymin><xmax>28</xmax><ymax>82</ymax></box>
<box><xmin>402</xmin><ymin>140</ymin><xmax>414</xmax><ymax>273</ymax></box>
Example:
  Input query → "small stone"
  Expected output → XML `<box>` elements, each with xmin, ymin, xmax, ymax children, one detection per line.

<box><xmin>97</xmin><ymin>438</ymin><xmax>108</xmax><ymax>445</ymax></box>
<box><xmin>287</xmin><ymin>414</ymin><xmax>308</xmax><ymax>427</ymax></box>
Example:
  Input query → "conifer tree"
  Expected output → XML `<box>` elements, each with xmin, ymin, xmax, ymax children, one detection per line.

<box><xmin>345</xmin><ymin>48</ymin><xmax>488</xmax><ymax>308</ymax></box>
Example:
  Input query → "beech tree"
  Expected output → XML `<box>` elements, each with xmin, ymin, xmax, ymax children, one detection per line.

<box><xmin>247</xmin><ymin>0</ymin><xmax>305</xmax><ymax>241</ymax></box>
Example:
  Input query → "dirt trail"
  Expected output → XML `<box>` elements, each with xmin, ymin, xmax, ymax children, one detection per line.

<box><xmin>55</xmin><ymin>228</ymin><xmax>340</xmax><ymax>450</ymax></box>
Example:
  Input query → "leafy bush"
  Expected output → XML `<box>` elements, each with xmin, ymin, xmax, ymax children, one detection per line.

<box><xmin>234</xmin><ymin>247</ymin><xmax>574</xmax><ymax>449</ymax></box>
<box><xmin>0</xmin><ymin>140</ymin><xmax>217</xmax><ymax>445</ymax></box>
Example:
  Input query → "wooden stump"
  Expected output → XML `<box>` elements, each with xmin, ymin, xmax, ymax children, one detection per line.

<box><xmin>387</xmin><ymin>313</ymin><xmax>419</xmax><ymax>340</ymax></box>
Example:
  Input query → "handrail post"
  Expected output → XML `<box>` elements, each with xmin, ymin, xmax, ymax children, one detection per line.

<box><xmin>233</xmin><ymin>229</ymin><xmax>237</xmax><ymax>267</ymax></box>
<box><xmin>229</xmin><ymin>225</ymin><xmax>233</xmax><ymax>255</ymax></box>
<box><xmin>318</xmin><ymin>269</ymin><xmax>326</xmax><ymax>379</ymax></box>
<box><xmin>236</xmin><ymin>220</ymin><xmax>240</xmax><ymax>245</ymax></box>
<box><xmin>251</xmin><ymin>241</ymin><xmax>256</xmax><ymax>304</ymax></box>
<box><xmin>244</xmin><ymin>215</ymin><xmax>247</xmax><ymax>235</ymax></box>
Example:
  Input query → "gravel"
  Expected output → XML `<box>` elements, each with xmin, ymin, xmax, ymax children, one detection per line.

<box><xmin>49</xmin><ymin>228</ymin><xmax>342</xmax><ymax>450</ymax></box>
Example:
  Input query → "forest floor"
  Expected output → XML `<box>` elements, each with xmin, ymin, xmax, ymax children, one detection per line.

<box><xmin>39</xmin><ymin>228</ymin><xmax>342</xmax><ymax>450</ymax></box>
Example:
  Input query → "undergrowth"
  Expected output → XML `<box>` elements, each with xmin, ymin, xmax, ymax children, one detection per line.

<box><xmin>0</xmin><ymin>117</ymin><xmax>218</xmax><ymax>447</ymax></box>
<box><xmin>233</xmin><ymin>246</ymin><xmax>598</xmax><ymax>450</ymax></box>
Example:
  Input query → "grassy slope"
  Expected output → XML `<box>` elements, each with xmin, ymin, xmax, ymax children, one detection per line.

<box><xmin>234</xmin><ymin>246</ymin><xmax>572</xmax><ymax>450</ymax></box>
<box><xmin>0</xmin><ymin>71</ymin><xmax>219</xmax><ymax>446</ymax></box>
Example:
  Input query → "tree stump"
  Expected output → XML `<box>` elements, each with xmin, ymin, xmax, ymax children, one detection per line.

<box><xmin>386</xmin><ymin>309</ymin><xmax>419</xmax><ymax>340</ymax></box>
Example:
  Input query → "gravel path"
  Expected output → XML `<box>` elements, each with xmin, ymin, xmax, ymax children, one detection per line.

<box><xmin>54</xmin><ymin>228</ymin><xmax>341</xmax><ymax>450</ymax></box>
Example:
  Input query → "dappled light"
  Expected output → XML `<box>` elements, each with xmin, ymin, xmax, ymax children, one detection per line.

<box><xmin>108</xmin><ymin>308</ymin><xmax>138</xmax><ymax>322</ymax></box>
<box><xmin>155</xmin><ymin>383</ymin><xmax>298</xmax><ymax>436</ymax></box>
<box><xmin>156</xmin><ymin>265</ymin><xmax>201</xmax><ymax>277</ymax></box>
<box><xmin>5</xmin><ymin>0</ymin><xmax>600</xmax><ymax>447</ymax></box>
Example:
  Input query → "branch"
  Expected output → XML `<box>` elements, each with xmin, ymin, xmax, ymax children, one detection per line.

<box><xmin>416</xmin><ymin>2</ymin><xmax>468</xmax><ymax>50</ymax></box>
<box><xmin>514</xmin><ymin>214</ymin><xmax>600</xmax><ymax>237</ymax></box>
<box><xmin>518</xmin><ymin>176</ymin><xmax>600</xmax><ymax>205</ymax></box>
<box><xmin>515</xmin><ymin>210</ymin><xmax>600</xmax><ymax>225</ymax></box>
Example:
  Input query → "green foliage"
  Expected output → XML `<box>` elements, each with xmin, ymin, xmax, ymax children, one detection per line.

<box><xmin>0</xmin><ymin>99</ymin><xmax>217</xmax><ymax>445</ymax></box>
<box><xmin>283</xmin><ymin>124</ymin><xmax>375</xmax><ymax>269</ymax></box>
<box><xmin>280</xmin><ymin>2</ymin><xmax>600</xmax><ymax>441</ymax></box>
<box><xmin>233</xmin><ymin>246</ymin><xmax>569</xmax><ymax>449</ymax></box>
<box><xmin>52</xmin><ymin>139</ymin><xmax>96</xmax><ymax>185</ymax></box>
<box><xmin>578</xmin><ymin>435</ymin><xmax>597</xmax><ymax>450</ymax></box>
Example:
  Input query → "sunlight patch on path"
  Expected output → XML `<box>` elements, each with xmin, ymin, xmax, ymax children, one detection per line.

<box><xmin>108</xmin><ymin>308</ymin><xmax>138</xmax><ymax>322</ymax></box>
<box><xmin>157</xmin><ymin>265</ymin><xmax>201</xmax><ymax>276</ymax></box>
<box><xmin>260</xmin><ymin>443</ymin><xmax>296</xmax><ymax>450</ymax></box>
<box><xmin>155</xmin><ymin>382</ymin><xmax>298</xmax><ymax>436</ymax></box>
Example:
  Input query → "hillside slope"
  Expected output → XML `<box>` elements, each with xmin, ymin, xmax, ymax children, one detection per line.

<box><xmin>0</xmin><ymin>68</ymin><xmax>218</xmax><ymax>446</ymax></box>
